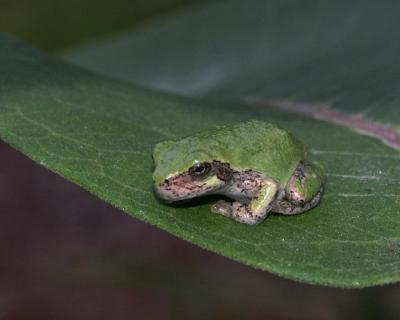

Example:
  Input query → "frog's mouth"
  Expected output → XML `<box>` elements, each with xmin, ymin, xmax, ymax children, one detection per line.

<box><xmin>155</xmin><ymin>173</ymin><xmax>226</xmax><ymax>203</ymax></box>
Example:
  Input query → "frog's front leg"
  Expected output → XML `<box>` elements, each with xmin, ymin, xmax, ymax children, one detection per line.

<box><xmin>211</xmin><ymin>180</ymin><xmax>278</xmax><ymax>225</ymax></box>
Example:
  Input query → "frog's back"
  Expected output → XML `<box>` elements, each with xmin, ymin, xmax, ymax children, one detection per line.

<box><xmin>193</xmin><ymin>121</ymin><xmax>307</xmax><ymax>184</ymax></box>
<box><xmin>153</xmin><ymin>121</ymin><xmax>308</xmax><ymax>185</ymax></box>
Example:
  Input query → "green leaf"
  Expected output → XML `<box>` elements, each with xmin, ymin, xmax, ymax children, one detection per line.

<box><xmin>66</xmin><ymin>0</ymin><xmax>400</xmax><ymax>126</ymax></box>
<box><xmin>2</xmin><ymin>0</ymin><xmax>400</xmax><ymax>288</ymax></box>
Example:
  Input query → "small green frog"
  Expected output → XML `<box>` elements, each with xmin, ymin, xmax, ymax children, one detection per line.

<box><xmin>152</xmin><ymin>121</ymin><xmax>325</xmax><ymax>225</ymax></box>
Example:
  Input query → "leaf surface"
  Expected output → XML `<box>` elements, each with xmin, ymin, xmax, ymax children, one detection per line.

<box><xmin>2</xmin><ymin>0</ymin><xmax>400</xmax><ymax>287</ymax></box>
<box><xmin>67</xmin><ymin>0</ymin><xmax>400</xmax><ymax>126</ymax></box>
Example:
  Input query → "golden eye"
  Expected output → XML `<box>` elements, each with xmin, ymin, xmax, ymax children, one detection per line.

<box><xmin>189</xmin><ymin>162</ymin><xmax>212</xmax><ymax>178</ymax></box>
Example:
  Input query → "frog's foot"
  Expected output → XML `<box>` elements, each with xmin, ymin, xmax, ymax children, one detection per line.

<box><xmin>272</xmin><ymin>189</ymin><xmax>322</xmax><ymax>215</ymax></box>
<box><xmin>211</xmin><ymin>200</ymin><xmax>266</xmax><ymax>225</ymax></box>
<box><xmin>211</xmin><ymin>200</ymin><xmax>233</xmax><ymax>217</ymax></box>
<box><xmin>211</xmin><ymin>181</ymin><xmax>278</xmax><ymax>225</ymax></box>
<box><xmin>272</xmin><ymin>161</ymin><xmax>325</xmax><ymax>215</ymax></box>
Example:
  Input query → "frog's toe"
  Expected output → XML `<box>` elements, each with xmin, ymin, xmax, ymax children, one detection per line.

<box><xmin>211</xmin><ymin>200</ymin><xmax>232</xmax><ymax>217</ymax></box>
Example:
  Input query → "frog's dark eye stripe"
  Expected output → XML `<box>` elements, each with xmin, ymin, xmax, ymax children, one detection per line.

<box><xmin>189</xmin><ymin>162</ymin><xmax>212</xmax><ymax>178</ymax></box>
<box><xmin>216</xmin><ymin>166</ymin><xmax>232</xmax><ymax>181</ymax></box>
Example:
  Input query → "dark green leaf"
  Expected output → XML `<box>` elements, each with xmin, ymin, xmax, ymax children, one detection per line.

<box><xmin>2</xmin><ymin>0</ymin><xmax>400</xmax><ymax>288</ymax></box>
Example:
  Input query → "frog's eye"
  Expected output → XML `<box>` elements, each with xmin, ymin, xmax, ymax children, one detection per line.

<box><xmin>188</xmin><ymin>162</ymin><xmax>212</xmax><ymax>178</ymax></box>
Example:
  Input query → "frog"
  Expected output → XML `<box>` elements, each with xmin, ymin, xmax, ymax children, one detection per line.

<box><xmin>152</xmin><ymin>120</ymin><xmax>325</xmax><ymax>225</ymax></box>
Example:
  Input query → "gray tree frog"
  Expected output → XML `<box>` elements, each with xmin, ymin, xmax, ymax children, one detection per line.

<box><xmin>152</xmin><ymin>121</ymin><xmax>325</xmax><ymax>225</ymax></box>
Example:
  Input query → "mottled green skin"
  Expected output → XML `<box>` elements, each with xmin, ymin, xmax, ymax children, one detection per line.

<box><xmin>153</xmin><ymin>121</ymin><xmax>308</xmax><ymax>184</ymax></box>
<box><xmin>294</xmin><ymin>163</ymin><xmax>326</xmax><ymax>202</ymax></box>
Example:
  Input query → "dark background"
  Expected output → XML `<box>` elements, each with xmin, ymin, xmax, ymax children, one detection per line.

<box><xmin>1</xmin><ymin>1</ymin><xmax>400</xmax><ymax>319</ymax></box>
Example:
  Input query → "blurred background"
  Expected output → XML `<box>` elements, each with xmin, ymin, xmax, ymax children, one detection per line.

<box><xmin>0</xmin><ymin>1</ymin><xmax>400</xmax><ymax>319</ymax></box>
<box><xmin>0</xmin><ymin>0</ymin><xmax>204</xmax><ymax>51</ymax></box>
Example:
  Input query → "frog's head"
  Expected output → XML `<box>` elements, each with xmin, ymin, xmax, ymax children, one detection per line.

<box><xmin>152</xmin><ymin>139</ymin><xmax>232</xmax><ymax>202</ymax></box>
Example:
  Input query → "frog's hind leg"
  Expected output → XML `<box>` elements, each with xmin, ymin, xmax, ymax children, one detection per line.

<box><xmin>272</xmin><ymin>191</ymin><xmax>322</xmax><ymax>215</ymax></box>
<box><xmin>211</xmin><ymin>180</ymin><xmax>278</xmax><ymax>225</ymax></box>
<box><xmin>272</xmin><ymin>161</ymin><xmax>325</xmax><ymax>215</ymax></box>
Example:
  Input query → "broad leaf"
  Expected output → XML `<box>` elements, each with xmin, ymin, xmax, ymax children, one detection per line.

<box><xmin>1</xmin><ymin>0</ymin><xmax>400</xmax><ymax>288</ymax></box>
<box><xmin>66</xmin><ymin>0</ymin><xmax>400</xmax><ymax>126</ymax></box>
